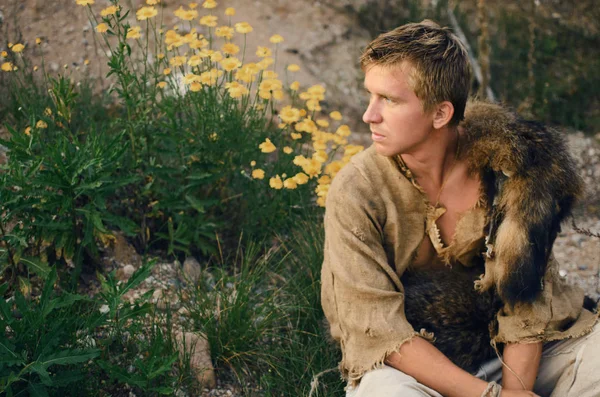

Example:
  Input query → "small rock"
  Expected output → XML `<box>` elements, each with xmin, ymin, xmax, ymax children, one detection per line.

<box><xmin>578</xmin><ymin>264</ymin><xmax>589</xmax><ymax>271</ymax></box>
<box><xmin>183</xmin><ymin>257</ymin><xmax>202</xmax><ymax>284</ymax></box>
<box><xmin>175</xmin><ymin>332</ymin><xmax>216</xmax><ymax>389</ymax></box>
<box><xmin>559</xmin><ymin>269</ymin><xmax>568</xmax><ymax>278</ymax></box>
<box><xmin>116</xmin><ymin>264</ymin><xmax>136</xmax><ymax>281</ymax></box>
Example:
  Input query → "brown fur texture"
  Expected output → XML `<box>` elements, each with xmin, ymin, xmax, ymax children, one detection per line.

<box><xmin>461</xmin><ymin>101</ymin><xmax>584</xmax><ymax>306</ymax></box>
<box><xmin>402</xmin><ymin>264</ymin><xmax>502</xmax><ymax>373</ymax></box>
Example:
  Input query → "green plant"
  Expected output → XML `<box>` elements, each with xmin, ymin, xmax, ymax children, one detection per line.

<box><xmin>0</xmin><ymin>269</ymin><xmax>101</xmax><ymax>396</ymax></box>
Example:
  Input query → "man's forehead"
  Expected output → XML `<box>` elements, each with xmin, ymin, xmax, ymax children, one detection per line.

<box><xmin>363</xmin><ymin>63</ymin><xmax>415</xmax><ymax>92</ymax></box>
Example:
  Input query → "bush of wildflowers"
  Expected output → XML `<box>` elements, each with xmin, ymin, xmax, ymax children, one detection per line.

<box><xmin>1</xmin><ymin>0</ymin><xmax>366</xmax><ymax>393</ymax></box>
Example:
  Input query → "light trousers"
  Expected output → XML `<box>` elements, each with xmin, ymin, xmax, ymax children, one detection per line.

<box><xmin>346</xmin><ymin>322</ymin><xmax>600</xmax><ymax>397</ymax></box>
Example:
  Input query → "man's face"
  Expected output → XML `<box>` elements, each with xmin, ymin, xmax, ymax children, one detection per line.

<box><xmin>362</xmin><ymin>62</ymin><xmax>435</xmax><ymax>157</ymax></box>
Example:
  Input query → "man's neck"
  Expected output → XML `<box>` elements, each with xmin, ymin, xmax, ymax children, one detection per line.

<box><xmin>400</xmin><ymin>126</ymin><xmax>460</xmax><ymax>188</ymax></box>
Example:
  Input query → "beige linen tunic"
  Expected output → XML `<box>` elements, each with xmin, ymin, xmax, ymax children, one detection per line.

<box><xmin>321</xmin><ymin>145</ymin><xmax>598</xmax><ymax>385</ymax></box>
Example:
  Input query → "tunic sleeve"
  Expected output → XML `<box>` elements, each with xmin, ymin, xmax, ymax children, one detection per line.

<box><xmin>321</xmin><ymin>166</ymin><xmax>418</xmax><ymax>384</ymax></box>
<box><xmin>493</xmin><ymin>257</ymin><xmax>598</xmax><ymax>344</ymax></box>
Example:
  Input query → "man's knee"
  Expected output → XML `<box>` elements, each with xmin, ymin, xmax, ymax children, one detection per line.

<box><xmin>346</xmin><ymin>366</ymin><xmax>442</xmax><ymax>397</ymax></box>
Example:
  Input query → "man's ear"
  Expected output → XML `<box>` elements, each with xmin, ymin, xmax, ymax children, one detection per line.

<box><xmin>432</xmin><ymin>101</ymin><xmax>455</xmax><ymax>129</ymax></box>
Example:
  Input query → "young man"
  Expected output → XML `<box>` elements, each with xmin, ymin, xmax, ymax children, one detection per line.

<box><xmin>321</xmin><ymin>21</ymin><xmax>599</xmax><ymax>397</ymax></box>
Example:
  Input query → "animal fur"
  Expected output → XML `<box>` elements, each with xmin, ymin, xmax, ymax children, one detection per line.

<box><xmin>402</xmin><ymin>267</ymin><xmax>598</xmax><ymax>373</ymax></box>
<box><xmin>461</xmin><ymin>101</ymin><xmax>584</xmax><ymax>306</ymax></box>
<box><xmin>402</xmin><ymin>264</ymin><xmax>502</xmax><ymax>373</ymax></box>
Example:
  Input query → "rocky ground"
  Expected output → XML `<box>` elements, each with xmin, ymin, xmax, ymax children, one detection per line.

<box><xmin>1</xmin><ymin>0</ymin><xmax>599</xmax><ymax>395</ymax></box>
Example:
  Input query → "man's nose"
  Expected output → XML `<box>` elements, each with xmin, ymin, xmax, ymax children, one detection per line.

<box><xmin>363</xmin><ymin>101</ymin><xmax>382</xmax><ymax>124</ymax></box>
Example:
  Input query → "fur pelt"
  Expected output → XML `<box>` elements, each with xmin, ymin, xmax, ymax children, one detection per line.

<box><xmin>461</xmin><ymin>101</ymin><xmax>584</xmax><ymax>307</ymax></box>
<box><xmin>402</xmin><ymin>264</ymin><xmax>502</xmax><ymax>373</ymax></box>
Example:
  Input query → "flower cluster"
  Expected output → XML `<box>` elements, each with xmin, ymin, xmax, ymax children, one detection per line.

<box><xmin>77</xmin><ymin>0</ymin><xmax>363</xmax><ymax>207</ymax></box>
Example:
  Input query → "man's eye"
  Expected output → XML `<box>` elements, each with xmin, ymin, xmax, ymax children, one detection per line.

<box><xmin>383</xmin><ymin>97</ymin><xmax>394</xmax><ymax>104</ymax></box>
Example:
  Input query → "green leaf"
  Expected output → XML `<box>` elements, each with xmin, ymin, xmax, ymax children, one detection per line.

<box><xmin>19</xmin><ymin>257</ymin><xmax>51</xmax><ymax>278</ymax></box>
<box><xmin>27</xmin><ymin>382</ymin><xmax>49</xmax><ymax>397</ymax></box>
<box><xmin>28</xmin><ymin>363</ymin><xmax>52</xmax><ymax>386</ymax></box>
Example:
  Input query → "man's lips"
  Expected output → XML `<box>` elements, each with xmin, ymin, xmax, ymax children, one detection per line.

<box><xmin>371</xmin><ymin>131</ymin><xmax>385</xmax><ymax>141</ymax></box>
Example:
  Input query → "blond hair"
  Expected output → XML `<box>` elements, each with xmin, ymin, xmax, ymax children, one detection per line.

<box><xmin>361</xmin><ymin>20</ymin><xmax>471</xmax><ymax>126</ymax></box>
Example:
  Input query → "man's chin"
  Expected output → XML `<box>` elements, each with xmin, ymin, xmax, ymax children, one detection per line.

<box><xmin>373</xmin><ymin>142</ymin><xmax>400</xmax><ymax>157</ymax></box>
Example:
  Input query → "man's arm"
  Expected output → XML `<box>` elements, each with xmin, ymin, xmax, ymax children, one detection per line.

<box><xmin>502</xmin><ymin>342</ymin><xmax>542</xmax><ymax>390</ymax></box>
<box><xmin>385</xmin><ymin>337</ymin><xmax>541</xmax><ymax>397</ymax></box>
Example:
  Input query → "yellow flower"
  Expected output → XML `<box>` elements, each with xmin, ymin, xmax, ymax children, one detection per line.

<box><xmin>313</xmin><ymin>140</ymin><xmax>327</xmax><ymax>151</ymax></box>
<box><xmin>216</xmin><ymin>26</ymin><xmax>234</xmax><ymax>40</ymax></box>
<box><xmin>190</xmin><ymin>38</ymin><xmax>209</xmax><ymax>49</ymax></box>
<box><xmin>200</xmin><ymin>15</ymin><xmax>218</xmax><ymax>27</ymax></box>
<box><xmin>269</xmin><ymin>175</ymin><xmax>283</xmax><ymax>190</ymax></box>
<box><xmin>101</xmin><ymin>5</ymin><xmax>119</xmax><ymax>16</ymax></box>
<box><xmin>283</xmin><ymin>146</ymin><xmax>293</xmax><ymax>154</ymax></box>
<box><xmin>291</xmin><ymin>132</ymin><xmax>302</xmax><ymax>140</ymax></box>
<box><xmin>259</xmin><ymin>78</ymin><xmax>283</xmax><ymax>93</ymax></box>
<box><xmin>44</xmin><ymin>107</ymin><xmax>52</xmax><ymax>116</ymax></box>
<box><xmin>306</xmin><ymin>99</ymin><xmax>321</xmax><ymax>112</ymax></box>
<box><xmin>157</xmin><ymin>81</ymin><xmax>167</xmax><ymax>88</ymax></box>
<box><xmin>126</xmin><ymin>26</ymin><xmax>142</xmax><ymax>40</ymax></box>
<box><xmin>183</xmin><ymin>73</ymin><xmax>201</xmax><ymax>84</ymax></box>
<box><xmin>329</xmin><ymin>111</ymin><xmax>342</xmax><ymax>120</ymax></box>
<box><xmin>256</xmin><ymin>46</ymin><xmax>271</xmax><ymax>57</ymax></box>
<box><xmin>158</xmin><ymin>53</ymin><xmax>165</xmax><ymax>59</ymax></box>
<box><xmin>76</xmin><ymin>0</ymin><xmax>95</xmax><ymax>6</ymax></box>
<box><xmin>225</xmin><ymin>7</ymin><xmax>235</xmax><ymax>16</ymax></box>
<box><xmin>336</xmin><ymin>124</ymin><xmax>351</xmax><ymax>137</ymax></box>
<box><xmin>1</xmin><ymin>51</ymin><xmax>7</xmax><ymax>57</ymax></box>
<box><xmin>290</xmin><ymin>81</ymin><xmax>300</xmax><ymax>91</ymax></box>
<box><xmin>318</xmin><ymin>175</ymin><xmax>331</xmax><ymax>185</ymax></box>
<box><xmin>36</xmin><ymin>120</ymin><xmax>48</xmax><ymax>129</ymax></box>
<box><xmin>287</xmin><ymin>64</ymin><xmax>300</xmax><ymax>72</ymax></box>
<box><xmin>235</xmin><ymin>22</ymin><xmax>253</xmax><ymax>34</ymax></box>
<box><xmin>250</xmin><ymin>160</ymin><xmax>256</xmax><ymax>167</ymax></box>
<box><xmin>279</xmin><ymin>106</ymin><xmax>301</xmax><ymax>124</ymax></box>
<box><xmin>283</xmin><ymin>178</ymin><xmax>298</xmax><ymax>190</ymax></box>
<box><xmin>146</xmin><ymin>0</ymin><xmax>160</xmax><ymax>4</ymax></box>
<box><xmin>1</xmin><ymin>62</ymin><xmax>15</xmax><ymax>72</ymax></box>
<box><xmin>209</xmin><ymin>51</ymin><xmax>223</xmax><ymax>62</ymax></box>
<box><xmin>316</xmin><ymin>119</ymin><xmax>329</xmax><ymax>128</ymax></box>
<box><xmin>301</xmin><ymin>158</ymin><xmax>322</xmax><ymax>178</ymax></box>
<box><xmin>169</xmin><ymin>56</ymin><xmax>187</xmax><ymax>67</ymax></box>
<box><xmin>35</xmin><ymin>38</ymin><xmax>42</xmax><ymax>45</ymax></box>
<box><xmin>325</xmin><ymin>161</ymin><xmax>343</xmax><ymax>177</ymax></box>
<box><xmin>220</xmin><ymin>57</ymin><xmax>241</xmax><ymax>72</ymax></box>
<box><xmin>174</xmin><ymin>6</ymin><xmax>198</xmax><ymax>21</ymax></box>
<box><xmin>221</xmin><ymin>42</ymin><xmax>240</xmax><ymax>55</ymax></box>
<box><xmin>259</xmin><ymin>138</ymin><xmax>276</xmax><ymax>153</ymax></box>
<box><xmin>256</xmin><ymin>57</ymin><xmax>274</xmax><ymax>70</ymax></box>
<box><xmin>270</xmin><ymin>34</ymin><xmax>284</xmax><ymax>43</ymax></box>
<box><xmin>137</xmin><ymin>6</ymin><xmax>158</xmax><ymax>20</ymax></box>
<box><xmin>12</xmin><ymin>43</ymin><xmax>24</xmax><ymax>53</ymax></box>
<box><xmin>199</xmin><ymin>68</ymin><xmax>223</xmax><ymax>85</ymax></box>
<box><xmin>317</xmin><ymin>196</ymin><xmax>326</xmax><ymax>207</ymax></box>
<box><xmin>24</xmin><ymin>127</ymin><xmax>32</xmax><ymax>136</ymax></box>
<box><xmin>202</xmin><ymin>0</ymin><xmax>217</xmax><ymax>8</ymax></box>
<box><xmin>263</xmin><ymin>70</ymin><xmax>278</xmax><ymax>79</ymax></box>
<box><xmin>187</xmin><ymin>54</ymin><xmax>203</xmax><ymax>67</ymax></box>
<box><xmin>96</xmin><ymin>23</ymin><xmax>109</xmax><ymax>33</ymax></box>
<box><xmin>190</xmin><ymin>82</ymin><xmax>202</xmax><ymax>92</ymax></box>
<box><xmin>163</xmin><ymin>67</ymin><xmax>171</xmax><ymax>75</ymax></box>
<box><xmin>189</xmin><ymin>3</ymin><xmax>198</xmax><ymax>9</ymax></box>
<box><xmin>225</xmin><ymin>82</ymin><xmax>249</xmax><ymax>98</ymax></box>
<box><xmin>33</xmin><ymin>66</ymin><xmax>39</xmax><ymax>71</ymax></box>
<box><xmin>252</xmin><ymin>169</ymin><xmax>265</xmax><ymax>179</ymax></box>
<box><xmin>344</xmin><ymin>144</ymin><xmax>364</xmax><ymax>157</ymax></box>
<box><xmin>272</xmin><ymin>90</ymin><xmax>284</xmax><ymax>101</ymax></box>
<box><xmin>293</xmin><ymin>172</ymin><xmax>309</xmax><ymax>185</ymax></box>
